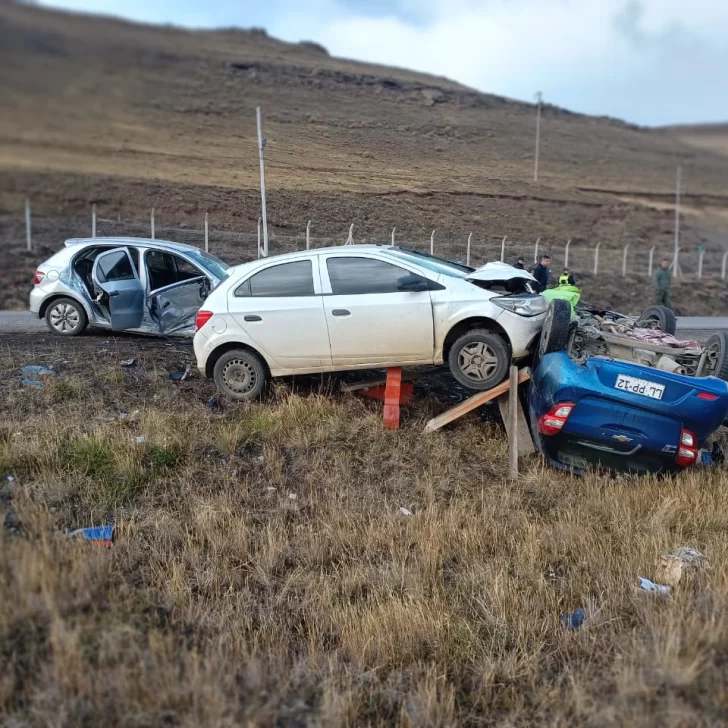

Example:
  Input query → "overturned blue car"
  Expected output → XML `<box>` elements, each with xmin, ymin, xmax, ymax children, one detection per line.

<box><xmin>530</xmin><ymin>301</ymin><xmax>728</xmax><ymax>475</ymax></box>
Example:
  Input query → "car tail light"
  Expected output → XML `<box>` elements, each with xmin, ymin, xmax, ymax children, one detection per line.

<box><xmin>675</xmin><ymin>429</ymin><xmax>698</xmax><ymax>467</ymax></box>
<box><xmin>697</xmin><ymin>392</ymin><xmax>718</xmax><ymax>401</ymax></box>
<box><xmin>195</xmin><ymin>310</ymin><xmax>213</xmax><ymax>331</ymax></box>
<box><xmin>33</xmin><ymin>271</ymin><xmax>45</xmax><ymax>285</ymax></box>
<box><xmin>537</xmin><ymin>402</ymin><xmax>575</xmax><ymax>436</ymax></box>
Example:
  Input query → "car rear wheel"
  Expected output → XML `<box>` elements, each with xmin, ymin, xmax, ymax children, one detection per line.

<box><xmin>636</xmin><ymin>305</ymin><xmax>676</xmax><ymax>335</ymax></box>
<box><xmin>45</xmin><ymin>297</ymin><xmax>88</xmax><ymax>336</ymax></box>
<box><xmin>705</xmin><ymin>332</ymin><xmax>728</xmax><ymax>381</ymax></box>
<box><xmin>213</xmin><ymin>349</ymin><xmax>268</xmax><ymax>401</ymax></box>
<box><xmin>538</xmin><ymin>299</ymin><xmax>571</xmax><ymax>359</ymax></box>
<box><xmin>448</xmin><ymin>329</ymin><xmax>510</xmax><ymax>391</ymax></box>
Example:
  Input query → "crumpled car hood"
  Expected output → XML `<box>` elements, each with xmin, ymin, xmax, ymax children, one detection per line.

<box><xmin>466</xmin><ymin>261</ymin><xmax>537</xmax><ymax>283</ymax></box>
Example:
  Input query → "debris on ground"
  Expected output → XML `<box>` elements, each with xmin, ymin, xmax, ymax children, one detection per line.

<box><xmin>638</xmin><ymin>577</ymin><xmax>671</xmax><ymax>595</ymax></box>
<box><xmin>22</xmin><ymin>378</ymin><xmax>44</xmax><ymax>388</ymax></box>
<box><xmin>68</xmin><ymin>525</ymin><xmax>115</xmax><ymax>547</ymax></box>
<box><xmin>288</xmin><ymin>493</ymin><xmax>297</xmax><ymax>500</ymax></box>
<box><xmin>135</xmin><ymin>435</ymin><xmax>146</xmax><ymax>444</ymax></box>
<box><xmin>170</xmin><ymin>364</ymin><xmax>192</xmax><ymax>382</ymax></box>
<box><xmin>560</xmin><ymin>608</ymin><xmax>587</xmax><ymax>630</ymax></box>
<box><xmin>7</xmin><ymin>475</ymin><xmax>15</xmax><ymax>483</ymax></box>
<box><xmin>120</xmin><ymin>357</ymin><xmax>136</xmax><ymax>367</ymax></box>
<box><xmin>399</xmin><ymin>507</ymin><xmax>413</xmax><ymax>517</ymax></box>
<box><xmin>655</xmin><ymin>547</ymin><xmax>710</xmax><ymax>588</ymax></box>
<box><xmin>21</xmin><ymin>365</ymin><xmax>56</xmax><ymax>388</ymax></box>
<box><xmin>207</xmin><ymin>396</ymin><xmax>222</xmax><ymax>411</ymax></box>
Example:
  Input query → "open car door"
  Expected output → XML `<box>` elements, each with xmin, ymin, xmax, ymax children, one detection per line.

<box><xmin>91</xmin><ymin>248</ymin><xmax>144</xmax><ymax>331</ymax></box>
<box><xmin>150</xmin><ymin>277</ymin><xmax>210</xmax><ymax>335</ymax></box>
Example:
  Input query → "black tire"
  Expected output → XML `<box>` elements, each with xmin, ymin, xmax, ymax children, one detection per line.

<box><xmin>538</xmin><ymin>299</ymin><xmax>571</xmax><ymax>359</ymax></box>
<box><xmin>447</xmin><ymin>329</ymin><xmax>510</xmax><ymax>391</ymax></box>
<box><xmin>213</xmin><ymin>349</ymin><xmax>268</xmax><ymax>401</ymax></box>
<box><xmin>705</xmin><ymin>333</ymin><xmax>728</xmax><ymax>381</ymax></box>
<box><xmin>44</xmin><ymin>297</ymin><xmax>88</xmax><ymax>336</ymax></box>
<box><xmin>636</xmin><ymin>305</ymin><xmax>676</xmax><ymax>335</ymax></box>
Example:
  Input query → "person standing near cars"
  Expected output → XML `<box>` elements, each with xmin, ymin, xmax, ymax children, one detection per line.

<box><xmin>513</xmin><ymin>256</ymin><xmax>526</xmax><ymax>270</ymax></box>
<box><xmin>654</xmin><ymin>258</ymin><xmax>673</xmax><ymax>309</ymax></box>
<box><xmin>532</xmin><ymin>254</ymin><xmax>551</xmax><ymax>292</ymax></box>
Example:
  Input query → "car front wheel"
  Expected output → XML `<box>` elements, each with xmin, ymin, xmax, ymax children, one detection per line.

<box><xmin>45</xmin><ymin>297</ymin><xmax>88</xmax><ymax>336</ymax></box>
<box><xmin>213</xmin><ymin>349</ymin><xmax>268</xmax><ymax>401</ymax></box>
<box><xmin>447</xmin><ymin>329</ymin><xmax>510</xmax><ymax>391</ymax></box>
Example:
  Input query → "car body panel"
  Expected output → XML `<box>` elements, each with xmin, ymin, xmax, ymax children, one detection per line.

<box><xmin>195</xmin><ymin>245</ymin><xmax>546</xmax><ymax>379</ymax></box>
<box><xmin>30</xmin><ymin>237</ymin><xmax>230</xmax><ymax>337</ymax></box>
<box><xmin>153</xmin><ymin>277</ymin><xmax>210</xmax><ymax>335</ymax></box>
<box><xmin>530</xmin><ymin>351</ymin><xmax>728</xmax><ymax>474</ymax></box>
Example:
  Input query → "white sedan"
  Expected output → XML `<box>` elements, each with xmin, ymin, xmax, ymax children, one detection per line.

<box><xmin>194</xmin><ymin>245</ymin><xmax>546</xmax><ymax>400</ymax></box>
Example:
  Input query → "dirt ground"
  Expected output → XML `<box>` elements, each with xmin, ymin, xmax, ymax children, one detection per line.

<box><xmin>2</xmin><ymin>331</ymin><xmax>728</xmax><ymax>726</ymax></box>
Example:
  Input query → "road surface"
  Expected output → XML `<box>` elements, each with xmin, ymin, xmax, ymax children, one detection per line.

<box><xmin>0</xmin><ymin>311</ymin><xmax>726</xmax><ymax>338</ymax></box>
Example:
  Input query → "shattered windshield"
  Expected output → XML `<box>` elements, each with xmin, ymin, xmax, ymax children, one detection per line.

<box><xmin>385</xmin><ymin>248</ymin><xmax>474</xmax><ymax>277</ymax></box>
<box><xmin>185</xmin><ymin>249</ymin><xmax>230</xmax><ymax>281</ymax></box>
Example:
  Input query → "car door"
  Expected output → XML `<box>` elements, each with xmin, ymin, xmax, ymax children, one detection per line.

<box><xmin>228</xmin><ymin>258</ymin><xmax>332</xmax><ymax>370</ymax></box>
<box><xmin>152</xmin><ymin>277</ymin><xmax>209</xmax><ymax>335</ymax></box>
<box><xmin>320</xmin><ymin>255</ymin><xmax>435</xmax><ymax>365</ymax></box>
<box><xmin>91</xmin><ymin>248</ymin><xmax>144</xmax><ymax>331</ymax></box>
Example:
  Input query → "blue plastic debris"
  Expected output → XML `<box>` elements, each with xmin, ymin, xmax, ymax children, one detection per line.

<box><xmin>68</xmin><ymin>525</ymin><xmax>115</xmax><ymax>546</ymax></box>
<box><xmin>22</xmin><ymin>378</ymin><xmax>44</xmax><ymax>388</ymax></box>
<box><xmin>207</xmin><ymin>396</ymin><xmax>221</xmax><ymax>411</ymax></box>
<box><xmin>560</xmin><ymin>608</ymin><xmax>587</xmax><ymax>630</ymax></box>
<box><xmin>21</xmin><ymin>365</ymin><xmax>55</xmax><ymax>376</ymax></box>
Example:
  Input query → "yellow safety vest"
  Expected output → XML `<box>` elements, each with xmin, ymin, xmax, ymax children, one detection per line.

<box><xmin>558</xmin><ymin>274</ymin><xmax>570</xmax><ymax>285</ymax></box>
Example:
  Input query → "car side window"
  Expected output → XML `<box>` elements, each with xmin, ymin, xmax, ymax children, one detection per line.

<box><xmin>235</xmin><ymin>260</ymin><xmax>315</xmax><ymax>297</ymax></box>
<box><xmin>327</xmin><ymin>257</ymin><xmax>414</xmax><ymax>295</ymax></box>
<box><xmin>174</xmin><ymin>256</ymin><xmax>204</xmax><ymax>279</ymax></box>
<box><xmin>97</xmin><ymin>250</ymin><xmax>135</xmax><ymax>283</ymax></box>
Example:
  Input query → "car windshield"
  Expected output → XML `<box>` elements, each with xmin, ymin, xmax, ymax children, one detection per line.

<box><xmin>384</xmin><ymin>248</ymin><xmax>475</xmax><ymax>277</ymax></box>
<box><xmin>184</xmin><ymin>249</ymin><xmax>231</xmax><ymax>281</ymax></box>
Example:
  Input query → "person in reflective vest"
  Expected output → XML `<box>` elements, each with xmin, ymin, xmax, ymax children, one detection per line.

<box><xmin>543</xmin><ymin>268</ymin><xmax>580</xmax><ymax>313</ymax></box>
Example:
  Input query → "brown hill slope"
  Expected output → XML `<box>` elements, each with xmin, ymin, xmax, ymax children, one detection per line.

<box><xmin>1</xmin><ymin>1</ymin><xmax>728</xmax><ymax>314</ymax></box>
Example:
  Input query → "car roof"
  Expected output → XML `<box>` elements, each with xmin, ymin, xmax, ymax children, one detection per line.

<box><xmin>64</xmin><ymin>237</ymin><xmax>203</xmax><ymax>255</ymax></box>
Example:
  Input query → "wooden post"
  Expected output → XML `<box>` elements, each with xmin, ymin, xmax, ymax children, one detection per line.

<box><xmin>92</xmin><ymin>203</ymin><xmax>97</xmax><ymax>238</ymax></box>
<box><xmin>564</xmin><ymin>238</ymin><xmax>572</xmax><ymax>269</ymax></box>
<box><xmin>593</xmin><ymin>242</ymin><xmax>601</xmax><ymax>277</ymax></box>
<box><xmin>430</xmin><ymin>229</ymin><xmax>435</xmax><ymax>255</ymax></box>
<box><xmin>391</xmin><ymin>227</ymin><xmax>396</xmax><ymax>246</ymax></box>
<box><xmin>25</xmin><ymin>198</ymin><xmax>31</xmax><ymax>251</ymax></box>
<box><xmin>204</xmin><ymin>212</ymin><xmax>209</xmax><ymax>252</ymax></box>
<box><xmin>466</xmin><ymin>233</ymin><xmax>472</xmax><ymax>266</ymax></box>
<box><xmin>306</xmin><ymin>220</ymin><xmax>311</xmax><ymax>250</ymax></box>
<box><xmin>508</xmin><ymin>365</ymin><xmax>519</xmax><ymax>479</ymax></box>
<box><xmin>500</xmin><ymin>235</ymin><xmax>507</xmax><ymax>262</ymax></box>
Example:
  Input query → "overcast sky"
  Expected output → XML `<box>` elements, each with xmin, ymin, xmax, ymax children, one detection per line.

<box><xmin>39</xmin><ymin>0</ymin><xmax>727</xmax><ymax>126</ymax></box>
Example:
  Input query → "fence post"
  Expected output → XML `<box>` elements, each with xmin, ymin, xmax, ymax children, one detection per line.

<box><xmin>204</xmin><ymin>212</ymin><xmax>209</xmax><ymax>253</ymax></box>
<box><xmin>391</xmin><ymin>227</ymin><xmax>395</xmax><ymax>246</ymax></box>
<box><xmin>345</xmin><ymin>223</ymin><xmax>354</xmax><ymax>245</ymax></box>
<box><xmin>257</xmin><ymin>217</ymin><xmax>262</xmax><ymax>257</ymax></box>
<box><xmin>92</xmin><ymin>203</ymin><xmax>97</xmax><ymax>238</ymax></box>
<box><xmin>305</xmin><ymin>220</ymin><xmax>311</xmax><ymax>250</ymax></box>
<box><xmin>722</xmin><ymin>251</ymin><xmax>728</xmax><ymax>280</ymax></box>
<box><xmin>466</xmin><ymin>233</ymin><xmax>472</xmax><ymax>266</ymax></box>
<box><xmin>430</xmin><ymin>230</ymin><xmax>435</xmax><ymax>256</ymax></box>
<box><xmin>622</xmin><ymin>243</ymin><xmax>630</xmax><ymax>277</ymax></box>
<box><xmin>500</xmin><ymin>236</ymin><xmax>507</xmax><ymax>262</ymax></box>
<box><xmin>698</xmin><ymin>249</ymin><xmax>705</xmax><ymax>280</ymax></box>
<box><xmin>151</xmin><ymin>208</ymin><xmax>155</xmax><ymax>239</ymax></box>
<box><xmin>593</xmin><ymin>242</ymin><xmax>601</xmax><ymax>276</ymax></box>
<box><xmin>25</xmin><ymin>198</ymin><xmax>32</xmax><ymax>251</ymax></box>
<box><xmin>534</xmin><ymin>237</ymin><xmax>540</xmax><ymax>264</ymax></box>
<box><xmin>648</xmin><ymin>246</ymin><xmax>655</xmax><ymax>277</ymax></box>
<box><xmin>564</xmin><ymin>238</ymin><xmax>572</xmax><ymax>269</ymax></box>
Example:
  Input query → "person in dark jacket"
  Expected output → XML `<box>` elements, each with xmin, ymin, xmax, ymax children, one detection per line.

<box><xmin>654</xmin><ymin>258</ymin><xmax>672</xmax><ymax>308</ymax></box>
<box><xmin>532</xmin><ymin>254</ymin><xmax>551</xmax><ymax>292</ymax></box>
<box><xmin>513</xmin><ymin>256</ymin><xmax>526</xmax><ymax>270</ymax></box>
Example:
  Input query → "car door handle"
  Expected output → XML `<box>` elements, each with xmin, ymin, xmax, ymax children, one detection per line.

<box><xmin>331</xmin><ymin>309</ymin><xmax>350</xmax><ymax>316</ymax></box>
<box><xmin>244</xmin><ymin>315</ymin><xmax>262</xmax><ymax>322</ymax></box>
<box><xmin>108</xmin><ymin>291</ymin><xmax>120</xmax><ymax>297</ymax></box>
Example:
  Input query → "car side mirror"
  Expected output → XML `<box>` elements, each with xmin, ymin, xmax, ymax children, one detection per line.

<box><xmin>397</xmin><ymin>274</ymin><xmax>429</xmax><ymax>292</ymax></box>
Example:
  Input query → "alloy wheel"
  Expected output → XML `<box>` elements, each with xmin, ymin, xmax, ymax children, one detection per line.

<box><xmin>49</xmin><ymin>302</ymin><xmax>80</xmax><ymax>333</ymax></box>
<box><xmin>458</xmin><ymin>342</ymin><xmax>498</xmax><ymax>382</ymax></box>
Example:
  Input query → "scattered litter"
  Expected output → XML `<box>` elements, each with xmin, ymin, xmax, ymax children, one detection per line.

<box><xmin>399</xmin><ymin>507</ymin><xmax>413</xmax><ymax>517</ymax></box>
<box><xmin>22</xmin><ymin>378</ymin><xmax>44</xmax><ymax>389</ymax></box>
<box><xmin>655</xmin><ymin>546</ymin><xmax>710</xmax><ymax>588</ymax></box>
<box><xmin>135</xmin><ymin>435</ymin><xmax>146</xmax><ymax>444</ymax></box>
<box><xmin>68</xmin><ymin>524</ymin><xmax>115</xmax><ymax>547</ymax></box>
<box><xmin>207</xmin><ymin>396</ymin><xmax>222</xmax><ymax>411</ymax></box>
<box><xmin>288</xmin><ymin>493</ymin><xmax>297</xmax><ymax>500</ymax></box>
<box><xmin>6</xmin><ymin>475</ymin><xmax>15</xmax><ymax>483</ymax></box>
<box><xmin>697</xmin><ymin>449</ymin><xmax>713</xmax><ymax>467</ymax></box>
<box><xmin>256</xmin><ymin>455</ymin><xmax>264</xmax><ymax>462</ymax></box>
<box><xmin>638</xmin><ymin>577</ymin><xmax>671</xmax><ymax>595</ymax></box>
<box><xmin>120</xmin><ymin>358</ymin><xmax>136</xmax><ymax>367</ymax></box>
<box><xmin>119</xmin><ymin>410</ymin><xmax>128</xmax><ymax>419</ymax></box>
<box><xmin>266</xmin><ymin>486</ymin><xmax>276</xmax><ymax>492</ymax></box>
<box><xmin>22</xmin><ymin>365</ymin><xmax>55</xmax><ymax>376</ymax></box>
<box><xmin>103</xmin><ymin>340</ymin><xmax>110</xmax><ymax>345</ymax></box>
<box><xmin>560</xmin><ymin>608</ymin><xmax>587</xmax><ymax>631</ymax></box>
<box><xmin>170</xmin><ymin>365</ymin><xmax>192</xmax><ymax>382</ymax></box>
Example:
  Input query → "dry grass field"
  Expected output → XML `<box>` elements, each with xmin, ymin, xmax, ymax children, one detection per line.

<box><xmin>2</xmin><ymin>333</ymin><xmax>728</xmax><ymax>726</ymax></box>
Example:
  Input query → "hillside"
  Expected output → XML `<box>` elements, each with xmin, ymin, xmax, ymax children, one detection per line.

<box><xmin>1</xmin><ymin>1</ymin><xmax>728</xmax><ymax>312</ymax></box>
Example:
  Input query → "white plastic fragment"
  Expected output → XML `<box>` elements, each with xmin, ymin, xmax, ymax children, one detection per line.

<box><xmin>399</xmin><ymin>507</ymin><xmax>413</xmax><ymax>517</ymax></box>
<box><xmin>288</xmin><ymin>493</ymin><xmax>297</xmax><ymax>500</ymax></box>
<box><xmin>135</xmin><ymin>435</ymin><xmax>146</xmax><ymax>444</ymax></box>
<box><xmin>121</xmin><ymin>358</ymin><xmax>136</xmax><ymax>367</ymax></box>
<box><xmin>639</xmin><ymin>577</ymin><xmax>671</xmax><ymax>595</ymax></box>
<box><xmin>7</xmin><ymin>475</ymin><xmax>15</xmax><ymax>483</ymax></box>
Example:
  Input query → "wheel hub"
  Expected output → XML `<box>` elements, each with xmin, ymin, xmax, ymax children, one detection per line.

<box><xmin>222</xmin><ymin>359</ymin><xmax>256</xmax><ymax>393</ymax></box>
<box><xmin>458</xmin><ymin>342</ymin><xmax>497</xmax><ymax>381</ymax></box>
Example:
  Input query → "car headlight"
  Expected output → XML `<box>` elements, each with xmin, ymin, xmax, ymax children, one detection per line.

<box><xmin>492</xmin><ymin>295</ymin><xmax>547</xmax><ymax>317</ymax></box>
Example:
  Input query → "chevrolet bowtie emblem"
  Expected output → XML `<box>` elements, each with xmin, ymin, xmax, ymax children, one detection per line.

<box><xmin>612</xmin><ymin>434</ymin><xmax>633</xmax><ymax>443</ymax></box>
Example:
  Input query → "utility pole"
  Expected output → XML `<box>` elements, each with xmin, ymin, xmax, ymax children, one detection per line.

<box><xmin>674</xmin><ymin>164</ymin><xmax>681</xmax><ymax>278</ymax></box>
<box><xmin>256</xmin><ymin>106</ymin><xmax>269</xmax><ymax>258</ymax></box>
<box><xmin>534</xmin><ymin>91</ymin><xmax>542</xmax><ymax>183</ymax></box>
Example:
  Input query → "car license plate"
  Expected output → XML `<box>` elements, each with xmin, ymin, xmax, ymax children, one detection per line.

<box><xmin>614</xmin><ymin>374</ymin><xmax>664</xmax><ymax>400</ymax></box>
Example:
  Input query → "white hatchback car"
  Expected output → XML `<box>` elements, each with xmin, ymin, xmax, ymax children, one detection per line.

<box><xmin>194</xmin><ymin>245</ymin><xmax>546</xmax><ymax>400</ymax></box>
